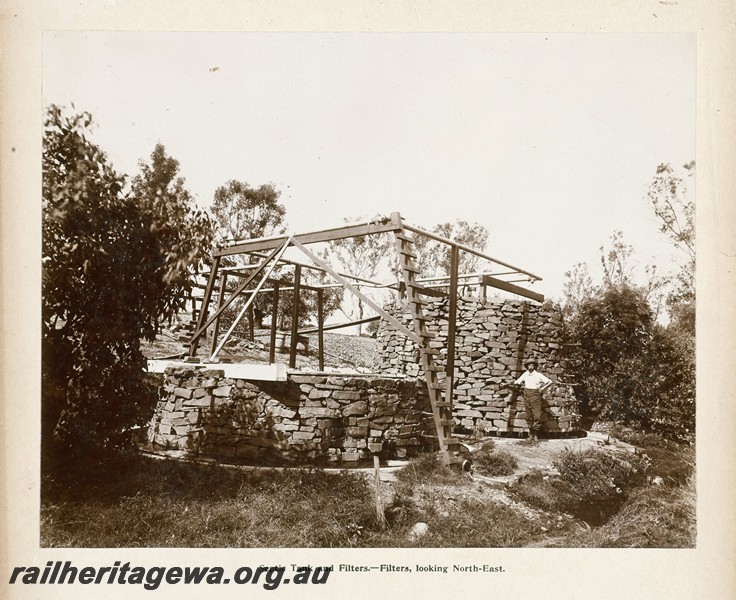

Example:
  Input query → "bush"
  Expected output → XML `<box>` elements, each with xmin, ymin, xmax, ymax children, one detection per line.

<box><xmin>510</xmin><ymin>448</ymin><xmax>649</xmax><ymax>526</ymax></box>
<box><xmin>564</xmin><ymin>475</ymin><xmax>696</xmax><ymax>548</ymax></box>
<box><xmin>394</xmin><ymin>452</ymin><xmax>468</xmax><ymax>492</ymax></box>
<box><xmin>472</xmin><ymin>443</ymin><xmax>519</xmax><ymax>477</ymax></box>
<box><xmin>565</xmin><ymin>284</ymin><xmax>695</xmax><ymax>442</ymax></box>
<box><xmin>42</xmin><ymin>107</ymin><xmax>213</xmax><ymax>459</ymax></box>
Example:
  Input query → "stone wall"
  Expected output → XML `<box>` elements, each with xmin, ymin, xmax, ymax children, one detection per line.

<box><xmin>373</xmin><ymin>296</ymin><xmax>580</xmax><ymax>435</ymax></box>
<box><xmin>147</xmin><ymin>368</ymin><xmax>434</xmax><ymax>463</ymax></box>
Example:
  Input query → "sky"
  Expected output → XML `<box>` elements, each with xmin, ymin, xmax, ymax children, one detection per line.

<box><xmin>42</xmin><ymin>32</ymin><xmax>695</xmax><ymax>302</ymax></box>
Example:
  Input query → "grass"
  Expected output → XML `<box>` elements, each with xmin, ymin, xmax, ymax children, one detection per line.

<box><xmin>41</xmin><ymin>429</ymin><xmax>696</xmax><ymax>548</ymax></box>
<box><xmin>470</xmin><ymin>441</ymin><xmax>519</xmax><ymax>477</ymax></box>
<box><xmin>42</xmin><ymin>455</ymin><xmax>384</xmax><ymax>547</ymax></box>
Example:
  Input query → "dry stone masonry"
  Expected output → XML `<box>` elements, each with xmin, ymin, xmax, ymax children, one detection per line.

<box><xmin>373</xmin><ymin>296</ymin><xmax>580</xmax><ymax>435</ymax></box>
<box><xmin>148</xmin><ymin>296</ymin><xmax>579</xmax><ymax>464</ymax></box>
<box><xmin>148</xmin><ymin>369</ymin><xmax>434</xmax><ymax>463</ymax></box>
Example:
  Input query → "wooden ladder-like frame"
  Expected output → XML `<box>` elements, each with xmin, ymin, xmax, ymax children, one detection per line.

<box><xmin>394</xmin><ymin>228</ymin><xmax>462</xmax><ymax>466</ymax></box>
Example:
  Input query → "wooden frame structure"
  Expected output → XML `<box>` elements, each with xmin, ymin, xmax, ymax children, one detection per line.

<box><xmin>186</xmin><ymin>211</ymin><xmax>544</xmax><ymax>465</ymax></box>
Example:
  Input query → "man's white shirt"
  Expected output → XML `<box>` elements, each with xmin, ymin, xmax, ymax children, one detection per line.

<box><xmin>515</xmin><ymin>371</ymin><xmax>551</xmax><ymax>389</ymax></box>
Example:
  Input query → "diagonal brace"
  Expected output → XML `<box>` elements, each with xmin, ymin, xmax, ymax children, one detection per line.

<box><xmin>209</xmin><ymin>236</ymin><xmax>293</xmax><ymax>360</ymax></box>
<box><xmin>290</xmin><ymin>238</ymin><xmax>420</xmax><ymax>344</ymax></box>
<box><xmin>190</xmin><ymin>240</ymin><xmax>289</xmax><ymax>344</ymax></box>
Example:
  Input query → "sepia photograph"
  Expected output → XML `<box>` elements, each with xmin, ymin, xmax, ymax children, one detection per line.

<box><xmin>40</xmin><ymin>31</ymin><xmax>695</xmax><ymax>550</ymax></box>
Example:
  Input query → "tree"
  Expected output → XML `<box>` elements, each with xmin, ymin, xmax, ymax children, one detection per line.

<box><xmin>561</xmin><ymin>262</ymin><xmax>595</xmax><ymax>320</ymax></box>
<box><xmin>646</xmin><ymin>161</ymin><xmax>695</xmax><ymax>304</ymax></box>
<box><xmin>211</xmin><ymin>180</ymin><xmax>286</xmax><ymax>244</ymax></box>
<box><xmin>564</xmin><ymin>283</ymin><xmax>694</xmax><ymax>441</ymax></box>
<box><xmin>645</xmin><ymin>161</ymin><xmax>695</xmax><ymax>337</ymax></box>
<box><xmin>130</xmin><ymin>143</ymin><xmax>214</xmax><ymax>327</ymax></box>
<box><xmin>210</xmin><ymin>179</ymin><xmax>288</xmax><ymax>326</ymax></box>
<box><xmin>565</xmin><ymin>285</ymin><xmax>655</xmax><ymax>426</ymax></box>
<box><xmin>42</xmin><ymin>106</ymin><xmax>213</xmax><ymax>458</ymax></box>
<box><xmin>600</xmin><ymin>230</ymin><xmax>636</xmax><ymax>288</ymax></box>
<box><xmin>321</xmin><ymin>217</ymin><xmax>393</xmax><ymax>334</ymax></box>
<box><xmin>413</xmin><ymin>220</ymin><xmax>489</xmax><ymax>278</ymax></box>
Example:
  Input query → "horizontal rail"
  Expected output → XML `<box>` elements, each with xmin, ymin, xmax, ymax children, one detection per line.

<box><xmin>401</xmin><ymin>222</ymin><xmax>542</xmax><ymax>282</ymax></box>
<box><xmin>480</xmin><ymin>275</ymin><xmax>545</xmax><ymax>303</ymax></box>
<box><xmin>214</xmin><ymin>217</ymin><xmax>401</xmax><ymax>257</ymax></box>
<box><xmin>297</xmin><ymin>315</ymin><xmax>381</xmax><ymax>335</ymax></box>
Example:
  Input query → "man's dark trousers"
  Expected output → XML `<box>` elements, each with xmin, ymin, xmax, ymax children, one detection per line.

<box><xmin>523</xmin><ymin>388</ymin><xmax>543</xmax><ymax>435</ymax></box>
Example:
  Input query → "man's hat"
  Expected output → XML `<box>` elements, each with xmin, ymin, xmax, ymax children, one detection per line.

<box><xmin>525</xmin><ymin>358</ymin><xmax>538</xmax><ymax>367</ymax></box>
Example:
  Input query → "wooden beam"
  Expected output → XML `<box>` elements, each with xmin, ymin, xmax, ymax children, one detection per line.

<box><xmin>402</xmin><ymin>222</ymin><xmax>543</xmax><ymax>282</ymax></box>
<box><xmin>209</xmin><ymin>271</ymin><xmax>228</xmax><ymax>358</ymax></box>
<box><xmin>269</xmin><ymin>281</ymin><xmax>280</xmax><ymax>364</ymax></box>
<box><xmin>214</xmin><ymin>219</ymin><xmax>401</xmax><ymax>257</ymax></box>
<box><xmin>445</xmin><ymin>245</ymin><xmax>459</xmax><ymax>406</ymax></box>
<box><xmin>209</xmin><ymin>238</ymin><xmax>293</xmax><ymax>360</ymax></box>
<box><xmin>480</xmin><ymin>275</ymin><xmax>545</xmax><ymax>303</ymax></box>
<box><xmin>191</xmin><ymin>242</ymin><xmax>285</xmax><ymax>343</ymax></box>
<box><xmin>289</xmin><ymin>264</ymin><xmax>302</xmax><ymax>369</ymax></box>
<box><xmin>188</xmin><ymin>256</ymin><xmax>220</xmax><ymax>357</ymax></box>
<box><xmin>297</xmin><ymin>314</ymin><xmax>381</xmax><ymax>335</ymax></box>
<box><xmin>317</xmin><ymin>288</ymin><xmax>325</xmax><ymax>371</ymax></box>
<box><xmin>290</xmin><ymin>238</ymin><xmax>421</xmax><ymax>344</ymax></box>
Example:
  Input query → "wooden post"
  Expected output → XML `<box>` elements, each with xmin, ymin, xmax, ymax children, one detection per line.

<box><xmin>289</xmin><ymin>265</ymin><xmax>302</xmax><ymax>369</ymax></box>
<box><xmin>445</xmin><ymin>245</ymin><xmax>459</xmax><ymax>405</ymax></box>
<box><xmin>269</xmin><ymin>281</ymin><xmax>280</xmax><ymax>364</ymax></box>
<box><xmin>373</xmin><ymin>454</ymin><xmax>386</xmax><ymax>529</ymax></box>
<box><xmin>248</xmin><ymin>305</ymin><xmax>255</xmax><ymax>342</ymax></box>
<box><xmin>209</xmin><ymin>271</ymin><xmax>229</xmax><ymax>358</ymax></box>
<box><xmin>189</xmin><ymin>256</ymin><xmax>220</xmax><ymax>357</ymax></box>
<box><xmin>317</xmin><ymin>288</ymin><xmax>325</xmax><ymax>371</ymax></box>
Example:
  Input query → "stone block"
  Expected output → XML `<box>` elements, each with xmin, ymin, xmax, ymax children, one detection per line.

<box><xmin>199</xmin><ymin>369</ymin><xmax>225</xmax><ymax>378</ymax></box>
<box><xmin>299</xmin><ymin>406</ymin><xmax>336</xmax><ymax>418</ymax></box>
<box><xmin>290</xmin><ymin>375</ymin><xmax>326</xmax><ymax>385</ymax></box>
<box><xmin>333</xmin><ymin>391</ymin><xmax>362</xmax><ymax>402</ymax></box>
<box><xmin>346</xmin><ymin>426</ymin><xmax>368</xmax><ymax>438</ymax></box>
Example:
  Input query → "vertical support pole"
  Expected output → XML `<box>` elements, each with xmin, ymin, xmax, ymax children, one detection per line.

<box><xmin>289</xmin><ymin>265</ymin><xmax>302</xmax><ymax>369</ymax></box>
<box><xmin>444</xmin><ymin>245</ymin><xmax>459</xmax><ymax>405</ymax></box>
<box><xmin>189</xmin><ymin>256</ymin><xmax>221</xmax><ymax>357</ymax></box>
<box><xmin>317</xmin><ymin>288</ymin><xmax>325</xmax><ymax>371</ymax></box>
<box><xmin>269</xmin><ymin>281</ymin><xmax>280</xmax><ymax>364</ymax></box>
<box><xmin>209</xmin><ymin>271</ymin><xmax>229</xmax><ymax>358</ymax></box>
<box><xmin>248</xmin><ymin>305</ymin><xmax>255</xmax><ymax>342</ymax></box>
<box><xmin>373</xmin><ymin>454</ymin><xmax>386</xmax><ymax>529</ymax></box>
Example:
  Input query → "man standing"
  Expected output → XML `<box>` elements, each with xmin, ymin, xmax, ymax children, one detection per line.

<box><xmin>514</xmin><ymin>358</ymin><xmax>552</xmax><ymax>441</ymax></box>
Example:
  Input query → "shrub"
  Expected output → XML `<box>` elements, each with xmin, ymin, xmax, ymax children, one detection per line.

<box><xmin>394</xmin><ymin>451</ymin><xmax>468</xmax><ymax>491</ymax></box>
<box><xmin>564</xmin><ymin>475</ymin><xmax>696</xmax><ymax>548</ymax></box>
<box><xmin>42</xmin><ymin>107</ymin><xmax>212</xmax><ymax>459</ymax></box>
<box><xmin>472</xmin><ymin>443</ymin><xmax>519</xmax><ymax>477</ymax></box>
<box><xmin>510</xmin><ymin>448</ymin><xmax>649</xmax><ymax>526</ymax></box>
<box><xmin>565</xmin><ymin>284</ymin><xmax>695</xmax><ymax>442</ymax></box>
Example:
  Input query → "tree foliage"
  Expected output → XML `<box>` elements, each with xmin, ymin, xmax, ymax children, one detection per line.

<box><xmin>561</xmin><ymin>262</ymin><xmax>594</xmax><ymax>320</ymax></box>
<box><xmin>42</xmin><ymin>106</ymin><xmax>213</xmax><ymax>457</ymax></box>
<box><xmin>321</xmin><ymin>217</ymin><xmax>392</xmax><ymax>334</ymax></box>
<box><xmin>560</xmin><ymin>161</ymin><xmax>696</xmax><ymax>442</ymax></box>
<box><xmin>646</xmin><ymin>161</ymin><xmax>695</xmax><ymax>304</ymax></box>
<box><xmin>209</xmin><ymin>179</ymin><xmax>290</xmax><ymax>327</ymax></box>
<box><xmin>211</xmin><ymin>180</ymin><xmax>286</xmax><ymax>244</ymax></box>
<box><xmin>565</xmin><ymin>284</ymin><xmax>694</xmax><ymax>441</ymax></box>
<box><xmin>413</xmin><ymin>220</ymin><xmax>489</xmax><ymax>278</ymax></box>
